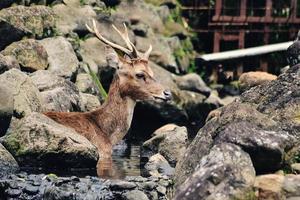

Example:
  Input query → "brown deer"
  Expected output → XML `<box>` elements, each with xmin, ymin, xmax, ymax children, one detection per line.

<box><xmin>44</xmin><ymin>20</ymin><xmax>172</xmax><ymax>177</ymax></box>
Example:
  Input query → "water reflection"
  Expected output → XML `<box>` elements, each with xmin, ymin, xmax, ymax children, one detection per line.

<box><xmin>97</xmin><ymin>140</ymin><xmax>142</xmax><ymax>179</ymax></box>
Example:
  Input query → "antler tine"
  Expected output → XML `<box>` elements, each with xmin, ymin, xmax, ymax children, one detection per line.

<box><xmin>85</xmin><ymin>19</ymin><xmax>132</xmax><ymax>55</ymax></box>
<box><xmin>112</xmin><ymin>23</ymin><xmax>133</xmax><ymax>52</ymax></box>
<box><xmin>143</xmin><ymin>45</ymin><xmax>152</xmax><ymax>60</ymax></box>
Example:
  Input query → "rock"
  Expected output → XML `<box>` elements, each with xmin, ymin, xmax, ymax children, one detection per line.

<box><xmin>173</xmin><ymin>73</ymin><xmax>211</xmax><ymax>97</ymax></box>
<box><xmin>109</xmin><ymin>180</ymin><xmax>136</xmax><ymax>190</ymax></box>
<box><xmin>53</xmin><ymin>1</ymin><xmax>96</xmax><ymax>34</ymax></box>
<box><xmin>174</xmin><ymin>143</ymin><xmax>256</xmax><ymax>200</ymax></box>
<box><xmin>79</xmin><ymin>37</ymin><xmax>107</xmax><ymax>73</ymax></box>
<box><xmin>0</xmin><ymin>54</ymin><xmax>20</xmax><ymax>74</ymax></box>
<box><xmin>136</xmin><ymin>35</ymin><xmax>178</xmax><ymax>73</ymax></box>
<box><xmin>30</xmin><ymin>70</ymin><xmax>84</xmax><ymax>112</ymax></box>
<box><xmin>75</xmin><ymin>73</ymin><xmax>98</xmax><ymax>95</ymax></box>
<box><xmin>240</xmin><ymin>65</ymin><xmax>300</xmax><ymax>136</ymax></box>
<box><xmin>291</xmin><ymin>163</ymin><xmax>300</xmax><ymax>174</ymax></box>
<box><xmin>131</xmin><ymin>23</ymin><xmax>150</xmax><ymax>37</ymax></box>
<box><xmin>283</xmin><ymin>175</ymin><xmax>300</xmax><ymax>198</ymax></box>
<box><xmin>215</xmin><ymin>121</ymin><xmax>296</xmax><ymax>173</ymax></box>
<box><xmin>0</xmin><ymin>5</ymin><xmax>56</xmax><ymax>50</ymax></box>
<box><xmin>0</xmin><ymin>69</ymin><xmax>43</xmax><ymax>118</ymax></box>
<box><xmin>40</xmin><ymin>36</ymin><xmax>79</xmax><ymax>79</ymax></box>
<box><xmin>0</xmin><ymin>84</ymin><xmax>13</xmax><ymax>136</ymax></box>
<box><xmin>2</xmin><ymin>112</ymin><xmax>98</xmax><ymax>168</ymax></box>
<box><xmin>143</xmin><ymin>153</ymin><xmax>174</xmax><ymax>177</ymax></box>
<box><xmin>118</xmin><ymin>0</ymin><xmax>164</xmax><ymax>33</ymax></box>
<box><xmin>239</xmin><ymin>71</ymin><xmax>277</xmax><ymax>91</ymax></box>
<box><xmin>142</xmin><ymin>124</ymin><xmax>188</xmax><ymax>166</ymax></box>
<box><xmin>122</xmin><ymin>190</ymin><xmax>149</xmax><ymax>200</ymax></box>
<box><xmin>0</xmin><ymin>144</ymin><xmax>19</xmax><ymax>178</ymax></box>
<box><xmin>254</xmin><ymin>174</ymin><xmax>284</xmax><ymax>200</ymax></box>
<box><xmin>157</xmin><ymin>5</ymin><xmax>170</xmax><ymax>22</ymax></box>
<box><xmin>80</xmin><ymin>93</ymin><xmax>101</xmax><ymax>111</ymax></box>
<box><xmin>1</xmin><ymin>39</ymin><xmax>48</xmax><ymax>71</ymax></box>
<box><xmin>174</xmin><ymin>102</ymin><xmax>279</xmax><ymax>187</ymax></box>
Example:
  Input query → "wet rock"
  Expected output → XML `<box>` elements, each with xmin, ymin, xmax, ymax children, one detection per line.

<box><xmin>0</xmin><ymin>5</ymin><xmax>56</xmax><ymax>49</ymax></box>
<box><xmin>2</xmin><ymin>39</ymin><xmax>48</xmax><ymax>72</ymax></box>
<box><xmin>122</xmin><ymin>190</ymin><xmax>149</xmax><ymax>200</ymax></box>
<box><xmin>0</xmin><ymin>173</ymin><xmax>171</xmax><ymax>200</ymax></box>
<box><xmin>40</xmin><ymin>36</ymin><xmax>79</xmax><ymax>79</ymax></box>
<box><xmin>0</xmin><ymin>69</ymin><xmax>43</xmax><ymax>118</ymax></box>
<box><xmin>109</xmin><ymin>180</ymin><xmax>136</xmax><ymax>190</ymax></box>
<box><xmin>2</xmin><ymin>112</ymin><xmax>98</xmax><ymax>168</ymax></box>
<box><xmin>30</xmin><ymin>70</ymin><xmax>84</xmax><ymax>112</ymax></box>
<box><xmin>142</xmin><ymin>124</ymin><xmax>188</xmax><ymax>166</ymax></box>
<box><xmin>174</xmin><ymin>73</ymin><xmax>211</xmax><ymax>97</ymax></box>
<box><xmin>215</xmin><ymin>121</ymin><xmax>296</xmax><ymax>173</ymax></box>
<box><xmin>143</xmin><ymin>153</ymin><xmax>174</xmax><ymax>177</ymax></box>
<box><xmin>239</xmin><ymin>71</ymin><xmax>277</xmax><ymax>91</ymax></box>
<box><xmin>174</xmin><ymin>143</ymin><xmax>256</xmax><ymax>200</ymax></box>
<box><xmin>0</xmin><ymin>54</ymin><xmax>20</xmax><ymax>74</ymax></box>
<box><xmin>0</xmin><ymin>144</ymin><xmax>19</xmax><ymax>178</ymax></box>
<box><xmin>80</xmin><ymin>93</ymin><xmax>101</xmax><ymax>111</ymax></box>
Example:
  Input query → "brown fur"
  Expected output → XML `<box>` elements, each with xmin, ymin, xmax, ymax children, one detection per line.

<box><xmin>44</xmin><ymin>59</ymin><xmax>170</xmax><ymax>165</ymax></box>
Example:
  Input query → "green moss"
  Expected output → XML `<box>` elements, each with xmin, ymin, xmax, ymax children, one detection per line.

<box><xmin>4</xmin><ymin>135</ymin><xmax>25</xmax><ymax>156</ymax></box>
<box><xmin>144</xmin><ymin>0</ymin><xmax>162</xmax><ymax>6</ymax></box>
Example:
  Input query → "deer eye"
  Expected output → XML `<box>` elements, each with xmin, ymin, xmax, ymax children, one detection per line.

<box><xmin>136</xmin><ymin>73</ymin><xmax>145</xmax><ymax>80</ymax></box>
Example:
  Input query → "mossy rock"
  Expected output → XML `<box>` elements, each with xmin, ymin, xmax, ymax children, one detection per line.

<box><xmin>2</xmin><ymin>39</ymin><xmax>48</xmax><ymax>71</ymax></box>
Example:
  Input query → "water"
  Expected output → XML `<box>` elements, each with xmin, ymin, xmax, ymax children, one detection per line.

<box><xmin>20</xmin><ymin>139</ymin><xmax>144</xmax><ymax>179</ymax></box>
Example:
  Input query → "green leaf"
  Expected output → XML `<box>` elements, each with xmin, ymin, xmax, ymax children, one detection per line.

<box><xmin>86</xmin><ymin>64</ymin><xmax>108</xmax><ymax>99</ymax></box>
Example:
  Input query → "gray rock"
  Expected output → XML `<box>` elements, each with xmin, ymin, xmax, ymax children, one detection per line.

<box><xmin>80</xmin><ymin>93</ymin><xmax>101</xmax><ymax>111</ymax></box>
<box><xmin>2</xmin><ymin>112</ymin><xmax>98</xmax><ymax>168</ymax></box>
<box><xmin>0</xmin><ymin>54</ymin><xmax>20</xmax><ymax>74</ymax></box>
<box><xmin>52</xmin><ymin>1</ymin><xmax>96</xmax><ymax>34</ymax></box>
<box><xmin>174</xmin><ymin>73</ymin><xmax>211</xmax><ymax>97</ymax></box>
<box><xmin>174</xmin><ymin>143</ymin><xmax>256</xmax><ymax>200</ymax></box>
<box><xmin>215</xmin><ymin>121</ymin><xmax>296</xmax><ymax>173</ymax></box>
<box><xmin>0</xmin><ymin>5</ymin><xmax>56</xmax><ymax>50</ymax></box>
<box><xmin>0</xmin><ymin>144</ymin><xmax>19</xmax><ymax>178</ymax></box>
<box><xmin>109</xmin><ymin>180</ymin><xmax>136</xmax><ymax>190</ymax></box>
<box><xmin>75</xmin><ymin>73</ymin><xmax>98</xmax><ymax>95</ymax></box>
<box><xmin>142</xmin><ymin>124</ymin><xmax>188</xmax><ymax>166</ymax></box>
<box><xmin>131</xmin><ymin>23</ymin><xmax>150</xmax><ymax>37</ymax></box>
<box><xmin>143</xmin><ymin>153</ymin><xmax>174</xmax><ymax>177</ymax></box>
<box><xmin>157</xmin><ymin>5</ymin><xmax>171</xmax><ymax>22</ymax></box>
<box><xmin>122</xmin><ymin>190</ymin><xmax>149</xmax><ymax>200</ymax></box>
<box><xmin>240</xmin><ymin>65</ymin><xmax>300</xmax><ymax>136</ymax></box>
<box><xmin>0</xmin><ymin>69</ymin><xmax>43</xmax><ymax>118</ymax></box>
<box><xmin>40</xmin><ymin>36</ymin><xmax>79</xmax><ymax>79</ymax></box>
<box><xmin>0</xmin><ymin>84</ymin><xmax>13</xmax><ymax>136</ymax></box>
<box><xmin>1</xmin><ymin>39</ymin><xmax>48</xmax><ymax>72</ymax></box>
<box><xmin>30</xmin><ymin>70</ymin><xmax>84</xmax><ymax>112</ymax></box>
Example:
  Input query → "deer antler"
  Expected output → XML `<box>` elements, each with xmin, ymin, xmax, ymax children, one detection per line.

<box><xmin>86</xmin><ymin>19</ymin><xmax>152</xmax><ymax>60</ymax></box>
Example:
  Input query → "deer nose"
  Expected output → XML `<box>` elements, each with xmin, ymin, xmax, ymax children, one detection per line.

<box><xmin>163</xmin><ymin>90</ymin><xmax>172</xmax><ymax>101</ymax></box>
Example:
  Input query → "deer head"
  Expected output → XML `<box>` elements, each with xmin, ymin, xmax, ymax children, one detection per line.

<box><xmin>86</xmin><ymin>20</ymin><xmax>172</xmax><ymax>102</ymax></box>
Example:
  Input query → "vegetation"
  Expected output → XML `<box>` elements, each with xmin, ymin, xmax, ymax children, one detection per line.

<box><xmin>86</xmin><ymin>64</ymin><xmax>108</xmax><ymax>99</ymax></box>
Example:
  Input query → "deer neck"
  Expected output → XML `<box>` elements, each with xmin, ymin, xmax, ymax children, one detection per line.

<box><xmin>92</xmin><ymin>76</ymin><xmax>136</xmax><ymax>145</ymax></box>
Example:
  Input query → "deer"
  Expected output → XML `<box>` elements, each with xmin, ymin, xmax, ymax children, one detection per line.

<box><xmin>44</xmin><ymin>20</ymin><xmax>172</xmax><ymax>178</ymax></box>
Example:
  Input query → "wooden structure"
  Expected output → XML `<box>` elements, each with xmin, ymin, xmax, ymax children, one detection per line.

<box><xmin>181</xmin><ymin>0</ymin><xmax>300</xmax><ymax>75</ymax></box>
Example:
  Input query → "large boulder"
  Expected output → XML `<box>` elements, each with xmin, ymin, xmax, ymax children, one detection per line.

<box><xmin>30</xmin><ymin>70</ymin><xmax>84</xmax><ymax>112</ymax></box>
<box><xmin>240</xmin><ymin>65</ymin><xmax>300</xmax><ymax>136</ymax></box>
<box><xmin>75</xmin><ymin>73</ymin><xmax>98</xmax><ymax>95</ymax></box>
<box><xmin>0</xmin><ymin>144</ymin><xmax>19</xmax><ymax>178</ymax></box>
<box><xmin>2</xmin><ymin>112</ymin><xmax>98</xmax><ymax>168</ymax></box>
<box><xmin>1</xmin><ymin>39</ymin><xmax>48</xmax><ymax>71</ymax></box>
<box><xmin>143</xmin><ymin>153</ymin><xmax>174</xmax><ymax>178</ymax></box>
<box><xmin>174</xmin><ymin>143</ymin><xmax>256</xmax><ymax>200</ymax></box>
<box><xmin>40</xmin><ymin>36</ymin><xmax>79</xmax><ymax>79</ymax></box>
<box><xmin>0</xmin><ymin>69</ymin><xmax>43</xmax><ymax>118</ymax></box>
<box><xmin>174</xmin><ymin>102</ymin><xmax>285</xmax><ymax>187</ymax></box>
<box><xmin>142</xmin><ymin>124</ymin><xmax>188</xmax><ymax>166</ymax></box>
<box><xmin>0</xmin><ymin>5</ymin><xmax>56</xmax><ymax>50</ymax></box>
<box><xmin>239</xmin><ymin>71</ymin><xmax>277</xmax><ymax>91</ymax></box>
